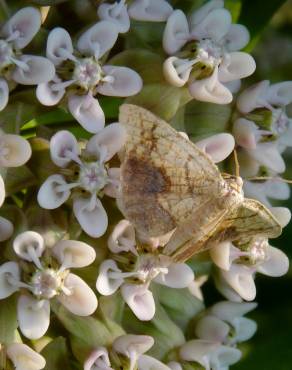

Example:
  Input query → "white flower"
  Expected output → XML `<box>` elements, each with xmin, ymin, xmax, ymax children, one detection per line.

<box><xmin>195</xmin><ymin>301</ymin><xmax>257</xmax><ymax>345</ymax></box>
<box><xmin>162</xmin><ymin>1</ymin><xmax>255</xmax><ymax>104</ymax></box>
<box><xmin>98</xmin><ymin>0</ymin><xmax>173</xmax><ymax>33</ymax></box>
<box><xmin>0</xmin><ymin>7</ymin><xmax>55</xmax><ymax>111</ymax></box>
<box><xmin>211</xmin><ymin>237</ymin><xmax>289</xmax><ymax>301</ymax></box>
<box><xmin>0</xmin><ymin>231</ymin><xmax>97</xmax><ymax>339</ymax></box>
<box><xmin>7</xmin><ymin>343</ymin><xmax>46</xmax><ymax>370</ymax></box>
<box><xmin>37</xmin><ymin>23</ymin><xmax>142</xmax><ymax>133</ymax></box>
<box><xmin>37</xmin><ymin>124</ymin><xmax>125</xmax><ymax>237</ymax></box>
<box><xmin>96</xmin><ymin>220</ymin><xmax>194</xmax><ymax>320</ymax></box>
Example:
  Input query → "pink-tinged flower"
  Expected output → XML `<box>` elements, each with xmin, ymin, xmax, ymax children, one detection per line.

<box><xmin>97</xmin><ymin>0</ymin><xmax>173</xmax><ymax>33</ymax></box>
<box><xmin>162</xmin><ymin>0</ymin><xmax>255</xmax><ymax>104</ymax></box>
<box><xmin>96</xmin><ymin>219</ymin><xmax>194</xmax><ymax>321</ymax></box>
<box><xmin>37</xmin><ymin>23</ymin><xmax>142</xmax><ymax>133</ymax></box>
<box><xmin>84</xmin><ymin>334</ymin><xmax>170</xmax><ymax>370</ymax></box>
<box><xmin>0</xmin><ymin>231</ymin><xmax>97</xmax><ymax>339</ymax></box>
<box><xmin>38</xmin><ymin>124</ymin><xmax>125</xmax><ymax>237</ymax></box>
<box><xmin>0</xmin><ymin>7</ymin><xmax>55</xmax><ymax>111</ymax></box>
<box><xmin>6</xmin><ymin>343</ymin><xmax>46</xmax><ymax>370</ymax></box>
<box><xmin>211</xmin><ymin>236</ymin><xmax>289</xmax><ymax>301</ymax></box>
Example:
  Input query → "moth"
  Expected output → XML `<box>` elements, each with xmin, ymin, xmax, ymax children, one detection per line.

<box><xmin>117</xmin><ymin>104</ymin><xmax>282</xmax><ymax>262</ymax></box>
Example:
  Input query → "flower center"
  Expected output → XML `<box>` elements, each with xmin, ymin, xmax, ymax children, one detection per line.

<box><xmin>31</xmin><ymin>269</ymin><xmax>63</xmax><ymax>299</ymax></box>
<box><xmin>0</xmin><ymin>40</ymin><xmax>13</xmax><ymax>72</ymax></box>
<box><xmin>197</xmin><ymin>39</ymin><xmax>223</xmax><ymax>66</ymax></box>
<box><xmin>0</xmin><ymin>140</ymin><xmax>10</xmax><ymax>159</ymax></box>
<box><xmin>248</xmin><ymin>238</ymin><xmax>268</xmax><ymax>265</ymax></box>
<box><xmin>79</xmin><ymin>162</ymin><xmax>108</xmax><ymax>193</ymax></box>
<box><xmin>73</xmin><ymin>58</ymin><xmax>103</xmax><ymax>90</ymax></box>
<box><xmin>136</xmin><ymin>254</ymin><xmax>169</xmax><ymax>283</ymax></box>
<box><xmin>271</xmin><ymin>108</ymin><xmax>289</xmax><ymax>136</ymax></box>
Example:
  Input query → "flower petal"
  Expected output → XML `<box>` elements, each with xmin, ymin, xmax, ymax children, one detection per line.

<box><xmin>211</xmin><ymin>301</ymin><xmax>257</xmax><ymax>322</ymax></box>
<box><xmin>98</xmin><ymin>2</ymin><xmax>130</xmax><ymax>33</ymax></box>
<box><xmin>167</xmin><ymin>361</ymin><xmax>183</xmax><ymax>370</ymax></box>
<box><xmin>236</xmin><ymin>80</ymin><xmax>270</xmax><ymax>114</ymax></box>
<box><xmin>210</xmin><ymin>241</ymin><xmax>232</xmax><ymax>271</ymax></box>
<box><xmin>195</xmin><ymin>133</ymin><xmax>235</xmax><ymax>163</ymax></box>
<box><xmin>98</xmin><ymin>66</ymin><xmax>142</xmax><ymax>97</ymax></box>
<box><xmin>257</xmin><ymin>245</ymin><xmax>289</xmax><ymax>277</ymax></box>
<box><xmin>2</xmin><ymin>7</ymin><xmax>41</xmax><ymax>49</ymax></box>
<box><xmin>7</xmin><ymin>343</ymin><xmax>46</xmax><ymax>370</ymax></box>
<box><xmin>53</xmin><ymin>240</ymin><xmax>96</xmax><ymax>268</ymax></box>
<box><xmin>247</xmin><ymin>142</ymin><xmax>285</xmax><ymax>173</ymax></box>
<box><xmin>77</xmin><ymin>21</ymin><xmax>119</xmax><ymax>58</ymax></box>
<box><xmin>13</xmin><ymin>231</ymin><xmax>45</xmax><ymax>262</ymax></box>
<box><xmin>163</xmin><ymin>57</ymin><xmax>191</xmax><ymax>87</ymax></box>
<box><xmin>154</xmin><ymin>262</ymin><xmax>194</xmax><ymax>288</ymax></box>
<box><xmin>266</xmin><ymin>81</ymin><xmax>292</xmax><ymax>106</ymax></box>
<box><xmin>0</xmin><ymin>216</ymin><xmax>13</xmax><ymax>242</ymax></box>
<box><xmin>12</xmin><ymin>55</ymin><xmax>55</xmax><ymax>85</ymax></box>
<box><xmin>0</xmin><ymin>175</ymin><xmax>4</xmax><ymax>207</ymax></box>
<box><xmin>46</xmin><ymin>27</ymin><xmax>74</xmax><ymax>65</ymax></box>
<box><xmin>270</xmin><ymin>206</ymin><xmax>291</xmax><ymax>228</ymax></box>
<box><xmin>107</xmin><ymin>219</ymin><xmax>137</xmax><ymax>255</ymax></box>
<box><xmin>58</xmin><ymin>273</ymin><xmax>98</xmax><ymax>316</ymax></box>
<box><xmin>233</xmin><ymin>118</ymin><xmax>258</xmax><ymax>150</ymax></box>
<box><xmin>86</xmin><ymin>123</ymin><xmax>127</xmax><ymax>161</ymax></box>
<box><xmin>0</xmin><ymin>134</ymin><xmax>31</xmax><ymax>167</ymax></box>
<box><xmin>221</xmin><ymin>265</ymin><xmax>256</xmax><ymax>301</ymax></box>
<box><xmin>128</xmin><ymin>0</ymin><xmax>173</xmax><ymax>22</ymax></box>
<box><xmin>189</xmin><ymin>66</ymin><xmax>233</xmax><ymax>104</ymax></box>
<box><xmin>0</xmin><ymin>261</ymin><xmax>20</xmax><ymax>299</ymax></box>
<box><xmin>104</xmin><ymin>167</ymin><xmax>121</xmax><ymax>198</ymax></box>
<box><xmin>68</xmin><ymin>94</ymin><xmax>105</xmax><ymax>133</ymax></box>
<box><xmin>224</xmin><ymin>24</ymin><xmax>250</xmax><ymax>51</ymax></box>
<box><xmin>36</xmin><ymin>79</ymin><xmax>65</xmax><ymax>106</ymax></box>
<box><xmin>163</xmin><ymin>10</ymin><xmax>189</xmax><ymax>55</ymax></box>
<box><xmin>138</xmin><ymin>355</ymin><xmax>171</xmax><ymax>370</ymax></box>
<box><xmin>18</xmin><ymin>295</ymin><xmax>50</xmax><ymax>339</ymax></box>
<box><xmin>0</xmin><ymin>78</ymin><xmax>9</xmax><ymax>111</ymax></box>
<box><xmin>84</xmin><ymin>347</ymin><xmax>113</xmax><ymax>370</ymax></box>
<box><xmin>50</xmin><ymin>130</ymin><xmax>80</xmax><ymax>167</ymax></box>
<box><xmin>121</xmin><ymin>283</ymin><xmax>155</xmax><ymax>321</ymax></box>
<box><xmin>96</xmin><ymin>259</ymin><xmax>124</xmax><ymax>296</ymax></box>
<box><xmin>189</xmin><ymin>0</ymin><xmax>224</xmax><ymax>28</ymax></box>
<box><xmin>73</xmin><ymin>196</ymin><xmax>108</xmax><ymax>237</ymax></box>
<box><xmin>232</xmin><ymin>317</ymin><xmax>257</xmax><ymax>342</ymax></box>
<box><xmin>37</xmin><ymin>175</ymin><xmax>71</xmax><ymax>209</ymax></box>
<box><xmin>113</xmin><ymin>334</ymin><xmax>154</xmax><ymax>358</ymax></box>
<box><xmin>195</xmin><ymin>315</ymin><xmax>230</xmax><ymax>342</ymax></box>
<box><xmin>209</xmin><ymin>345</ymin><xmax>241</xmax><ymax>368</ymax></box>
<box><xmin>179</xmin><ymin>339</ymin><xmax>219</xmax><ymax>366</ymax></box>
<box><xmin>219</xmin><ymin>52</ymin><xmax>256</xmax><ymax>83</ymax></box>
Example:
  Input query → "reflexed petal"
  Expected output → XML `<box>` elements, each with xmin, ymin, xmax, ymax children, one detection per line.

<box><xmin>189</xmin><ymin>66</ymin><xmax>233</xmax><ymax>104</ymax></box>
<box><xmin>211</xmin><ymin>301</ymin><xmax>257</xmax><ymax>322</ymax></box>
<box><xmin>73</xmin><ymin>196</ymin><xmax>108</xmax><ymax>237</ymax></box>
<box><xmin>98</xmin><ymin>66</ymin><xmax>142</xmax><ymax>97</ymax></box>
<box><xmin>224</xmin><ymin>24</ymin><xmax>250</xmax><ymax>51</ymax></box>
<box><xmin>154</xmin><ymin>262</ymin><xmax>194</xmax><ymax>288</ymax></box>
<box><xmin>98</xmin><ymin>2</ymin><xmax>130</xmax><ymax>33</ymax></box>
<box><xmin>37</xmin><ymin>175</ymin><xmax>71</xmax><ymax>209</ymax></box>
<box><xmin>96</xmin><ymin>259</ymin><xmax>124</xmax><ymax>296</ymax></box>
<box><xmin>266</xmin><ymin>81</ymin><xmax>292</xmax><ymax>106</ymax></box>
<box><xmin>0</xmin><ymin>261</ymin><xmax>20</xmax><ymax>299</ymax></box>
<box><xmin>167</xmin><ymin>361</ymin><xmax>183</xmax><ymax>370</ymax></box>
<box><xmin>233</xmin><ymin>118</ymin><xmax>258</xmax><ymax>150</ymax></box>
<box><xmin>224</xmin><ymin>79</ymin><xmax>241</xmax><ymax>93</ymax></box>
<box><xmin>46</xmin><ymin>27</ymin><xmax>74</xmax><ymax>65</ymax></box>
<box><xmin>189</xmin><ymin>0</ymin><xmax>224</xmax><ymax>28</ymax></box>
<box><xmin>18</xmin><ymin>295</ymin><xmax>50</xmax><ymax>339</ymax></box>
<box><xmin>188</xmin><ymin>275</ymin><xmax>208</xmax><ymax>301</ymax></box>
<box><xmin>247</xmin><ymin>142</ymin><xmax>285</xmax><ymax>173</ymax></box>
<box><xmin>210</xmin><ymin>241</ymin><xmax>232</xmax><ymax>271</ymax></box>
<box><xmin>0</xmin><ymin>175</ymin><xmax>4</xmax><ymax>207</ymax></box>
<box><xmin>53</xmin><ymin>240</ymin><xmax>96</xmax><ymax>268</ymax></box>
<box><xmin>214</xmin><ymin>269</ymin><xmax>243</xmax><ymax>302</ymax></box>
<box><xmin>2</xmin><ymin>7</ymin><xmax>41</xmax><ymax>49</ymax></box>
<box><xmin>7</xmin><ymin>343</ymin><xmax>46</xmax><ymax>370</ymax></box>
<box><xmin>163</xmin><ymin>57</ymin><xmax>191</xmax><ymax>87</ymax></box>
<box><xmin>179</xmin><ymin>339</ymin><xmax>219</xmax><ymax>365</ymax></box>
<box><xmin>195</xmin><ymin>315</ymin><xmax>230</xmax><ymax>342</ymax></box>
<box><xmin>86</xmin><ymin>123</ymin><xmax>127</xmax><ymax>161</ymax></box>
<box><xmin>221</xmin><ymin>265</ymin><xmax>256</xmax><ymax>301</ymax></box>
<box><xmin>12</xmin><ymin>55</ymin><xmax>55</xmax><ymax>85</ymax></box>
<box><xmin>128</xmin><ymin>0</ymin><xmax>173</xmax><ymax>22</ymax></box>
<box><xmin>257</xmin><ymin>245</ymin><xmax>289</xmax><ymax>277</ymax></box>
<box><xmin>0</xmin><ymin>134</ymin><xmax>31</xmax><ymax>167</ymax></box>
<box><xmin>113</xmin><ymin>334</ymin><xmax>154</xmax><ymax>359</ymax></box>
<box><xmin>0</xmin><ymin>216</ymin><xmax>13</xmax><ymax>242</ymax></box>
<box><xmin>209</xmin><ymin>345</ymin><xmax>241</xmax><ymax>368</ymax></box>
<box><xmin>84</xmin><ymin>347</ymin><xmax>112</xmax><ymax>370</ymax></box>
<box><xmin>104</xmin><ymin>167</ymin><xmax>121</xmax><ymax>198</ymax></box>
<box><xmin>77</xmin><ymin>21</ymin><xmax>119</xmax><ymax>58</ymax></box>
<box><xmin>68</xmin><ymin>94</ymin><xmax>105</xmax><ymax>133</ymax></box>
<box><xmin>270</xmin><ymin>206</ymin><xmax>291</xmax><ymax>228</ymax></box>
<box><xmin>121</xmin><ymin>283</ymin><xmax>155</xmax><ymax>321</ymax></box>
<box><xmin>58</xmin><ymin>273</ymin><xmax>98</xmax><ymax>316</ymax></box>
<box><xmin>36</xmin><ymin>80</ymin><xmax>65</xmax><ymax>106</ymax></box>
<box><xmin>13</xmin><ymin>231</ymin><xmax>45</xmax><ymax>262</ymax></box>
<box><xmin>236</xmin><ymin>80</ymin><xmax>270</xmax><ymax>114</ymax></box>
<box><xmin>233</xmin><ymin>317</ymin><xmax>257</xmax><ymax>342</ymax></box>
<box><xmin>219</xmin><ymin>52</ymin><xmax>256</xmax><ymax>83</ymax></box>
<box><xmin>191</xmin><ymin>8</ymin><xmax>231</xmax><ymax>42</ymax></box>
<box><xmin>107</xmin><ymin>219</ymin><xmax>137</xmax><ymax>255</ymax></box>
<box><xmin>50</xmin><ymin>130</ymin><xmax>80</xmax><ymax>167</ymax></box>
<box><xmin>0</xmin><ymin>78</ymin><xmax>9</xmax><ymax>111</ymax></box>
<box><xmin>195</xmin><ymin>133</ymin><xmax>235</xmax><ymax>163</ymax></box>
<box><xmin>138</xmin><ymin>355</ymin><xmax>171</xmax><ymax>370</ymax></box>
<box><xmin>163</xmin><ymin>10</ymin><xmax>189</xmax><ymax>55</ymax></box>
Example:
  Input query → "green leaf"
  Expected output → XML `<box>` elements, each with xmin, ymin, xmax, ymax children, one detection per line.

<box><xmin>0</xmin><ymin>295</ymin><xmax>18</xmax><ymax>344</ymax></box>
<box><xmin>125</xmin><ymin>21</ymin><xmax>165</xmax><ymax>51</ymax></box>
<box><xmin>41</xmin><ymin>337</ymin><xmax>71</xmax><ymax>370</ymax></box>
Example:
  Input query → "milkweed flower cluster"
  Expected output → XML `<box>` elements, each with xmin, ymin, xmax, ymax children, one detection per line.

<box><xmin>0</xmin><ymin>1</ymin><xmax>290</xmax><ymax>369</ymax></box>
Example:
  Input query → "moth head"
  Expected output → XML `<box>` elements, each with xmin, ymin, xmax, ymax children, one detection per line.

<box><xmin>223</xmin><ymin>174</ymin><xmax>244</xmax><ymax>197</ymax></box>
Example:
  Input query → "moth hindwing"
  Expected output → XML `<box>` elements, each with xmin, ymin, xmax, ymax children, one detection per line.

<box><xmin>118</xmin><ymin>104</ymin><xmax>282</xmax><ymax>262</ymax></box>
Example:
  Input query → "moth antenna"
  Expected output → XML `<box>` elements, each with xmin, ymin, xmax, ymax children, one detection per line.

<box><xmin>233</xmin><ymin>149</ymin><xmax>240</xmax><ymax>178</ymax></box>
<box><xmin>247</xmin><ymin>176</ymin><xmax>292</xmax><ymax>184</ymax></box>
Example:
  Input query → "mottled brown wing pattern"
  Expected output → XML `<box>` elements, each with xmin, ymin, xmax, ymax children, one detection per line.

<box><xmin>118</xmin><ymin>104</ymin><xmax>226</xmax><ymax>237</ymax></box>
